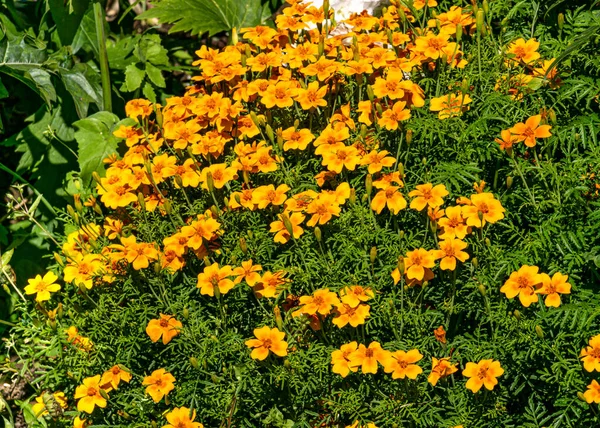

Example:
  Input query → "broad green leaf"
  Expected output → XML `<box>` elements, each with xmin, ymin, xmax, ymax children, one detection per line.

<box><xmin>0</xmin><ymin>76</ymin><xmax>8</xmax><ymax>99</ymax></box>
<box><xmin>145</xmin><ymin>63</ymin><xmax>166</xmax><ymax>88</ymax></box>
<box><xmin>71</xmin><ymin>5</ymin><xmax>99</xmax><ymax>55</ymax></box>
<box><xmin>26</xmin><ymin>68</ymin><xmax>57</xmax><ymax>105</ymax></box>
<box><xmin>137</xmin><ymin>34</ymin><xmax>169</xmax><ymax>65</ymax></box>
<box><xmin>106</xmin><ymin>36</ymin><xmax>138</xmax><ymax>70</ymax></box>
<box><xmin>124</xmin><ymin>63</ymin><xmax>145</xmax><ymax>92</ymax></box>
<box><xmin>73</xmin><ymin>111</ymin><xmax>120</xmax><ymax>186</ymax></box>
<box><xmin>47</xmin><ymin>0</ymin><xmax>91</xmax><ymax>47</ymax></box>
<box><xmin>59</xmin><ymin>63</ymin><xmax>103</xmax><ymax>118</ymax></box>
<box><xmin>0</xmin><ymin>248</ymin><xmax>14</xmax><ymax>268</ymax></box>
<box><xmin>137</xmin><ymin>0</ymin><xmax>266</xmax><ymax>37</ymax></box>
<box><xmin>142</xmin><ymin>81</ymin><xmax>157</xmax><ymax>103</ymax></box>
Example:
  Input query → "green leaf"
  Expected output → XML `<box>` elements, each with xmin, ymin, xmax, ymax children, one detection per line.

<box><xmin>142</xmin><ymin>81</ymin><xmax>157</xmax><ymax>103</ymax></box>
<box><xmin>47</xmin><ymin>0</ymin><xmax>91</xmax><ymax>47</ymax></box>
<box><xmin>145</xmin><ymin>63</ymin><xmax>165</xmax><ymax>88</ymax></box>
<box><xmin>73</xmin><ymin>111</ymin><xmax>120</xmax><ymax>186</ymax></box>
<box><xmin>137</xmin><ymin>0</ymin><xmax>266</xmax><ymax>37</ymax></box>
<box><xmin>138</xmin><ymin>34</ymin><xmax>169</xmax><ymax>66</ymax></box>
<box><xmin>0</xmin><ymin>76</ymin><xmax>8</xmax><ymax>99</ymax></box>
<box><xmin>124</xmin><ymin>63</ymin><xmax>145</xmax><ymax>92</ymax></box>
<box><xmin>59</xmin><ymin>63</ymin><xmax>103</xmax><ymax>118</ymax></box>
<box><xmin>106</xmin><ymin>36</ymin><xmax>138</xmax><ymax>70</ymax></box>
<box><xmin>1</xmin><ymin>248</ymin><xmax>14</xmax><ymax>269</ymax></box>
<box><xmin>26</xmin><ymin>68</ymin><xmax>57</xmax><ymax>105</ymax></box>
<box><xmin>71</xmin><ymin>5</ymin><xmax>99</xmax><ymax>55</ymax></box>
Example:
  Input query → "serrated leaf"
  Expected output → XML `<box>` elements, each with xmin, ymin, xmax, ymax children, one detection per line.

<box><xmin>138</xmin><ymin>34</ymin><xmax>169</xmax><ymax>66</ymax></box>
<box><xmin>137</xmin><ymin>0</ymin><xmax>266</xmax><ymax>37</ymax></box>
<box><xmin>145</xmin><ymin>63</ymin><xmax>165</xmax><ymax>88</ymax></box>
<box><xmin>73</xmin><ymin>111</ymin><xmax>120</xmax><ymax>186</ymax></box>
<box><xmin>1</xmin><ymin>248</ymin><xmax>14</xmax><ymax>268</ymax></box>
<box><xmin>0</xmin><ymin>75</ymin><xmax>8</xmax><ymax>99</ymax></box>
<box><xmin>142</xmin><ymin>81</ymin><xmax>157</xmax><ymax>103</ymax></box>
<box><xmin>59</xmin><ymin>63</ymin><xmax>103</xmax><ymax>118</ymax></box>
<box><xmin>124</xmin><ymin>63</ymin><xmax>145</xmax><ymax>92</ymax></box>
<box><xmin>71</xmin><ymin>5</ymin><xmax>99</xmax><ymax>55</ymax></box>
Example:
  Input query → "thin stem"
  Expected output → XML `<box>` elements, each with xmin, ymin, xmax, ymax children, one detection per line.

<box><xmin>1</xmin><ymin>269</ymin><xmax>26</xmax><ymax>302</ymax></box>
<box><xmin>94</xmin><ymin>2</ymin><xmax>112</xmax><ymax>112</ymax></box>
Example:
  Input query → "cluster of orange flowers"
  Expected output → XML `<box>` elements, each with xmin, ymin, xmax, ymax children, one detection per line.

<box><xmin>500</xmin><ymin>265</ymin><xmax>571</xmax><ymax>307</ymax></box>
<box><xmin>495</xmin><ymin>114</ymin><xmax>552</xmax><ymax>152</ymax></box>
<box><xmin>582</xmin><ymin>335</ymin><xmax>600</xmax><ymax>404</ymax></box>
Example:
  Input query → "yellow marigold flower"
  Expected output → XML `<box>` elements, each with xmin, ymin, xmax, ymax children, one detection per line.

<box><xmin>331</xmin><ymin>342</ymin><xmax>359</xmax><ymax>378</ymax></box>
<box><xmin>404</xmin><ymin>248</ymin><xmax>437</xmax><ymax>281</ymax></box>
<box><xmin>429</xmin><ymin>6</ymin><xmax>473</xmax><ymax>35</ymax></box>
<box><xmin>200</xmin><ymin>163</ymin><xmax>238</xmax><ymax>189</ymax></box>
<box><xmin>314</xmin><ymin>124</ymin><xmax>350</xmax><ymax>154</ymax></box>
<box><xmin>357</xmin><ymin>100</ymin><xmax>374</xmax><ymax>125</ymax></box>
<box><xmin>383</xmin><ymin>349</ymin><xmax>423</xmax><ymax>379</ymax></box>
<box><xmin>197</xmin><ymin>263</ymin><xmax>235</xmax><ymax>296</ymax></box>
<box><xmin>66</xmin><ymin>326</ymin><xmax>93</xmax><ymax>351</ymax></box>
<box><xmin>74</xmin><ymin>416</ymin><xmax>90</xmax><ymax>428</ymax></box>
<box><xmin>253</xmin><ymin>271</ymin><xmax>287</xmax><ymax>298</ymax></box>
<box><xmin>163</xmin><ymin>407</ymin><xmax>204</xmax><ymax>428</ymax></box>
<box><xmin>143</xmin><ymin>369</ymin><xmax>175</xmax><ymax>403</ymax></box>
<box><xmin>535</xmin><ymin>272</ymin><xmax>571</xmax><ymax>307</ymax></box>
<box><xmin>74</xmin><ymin>375</ymin><xmax>108</xmax><ymax>414</ymax></box>
<box><xmin>125</xmin><ymin>98</ymin><xmax>153</xmax><ymax>119</ymax></box>
<box><xmin>500</xmin><ymin>265</ymin><xmax>542</xmax><ymax>307</ymax></box>
<box><xmin>378</xmin><ymin>101</ymin><xmax>411</xmax><ymax>130</ymax></box>
<box><xmin>321</xmin><ymin>143</ymin><xmax>361</xmax><ymax>173</ymax></box>
<box><xmin>580</xmin><ymin>334</ymin><xmax>600</xmax><ymax>372</ymax></box>
<box><xmin>339</xmin><ymin>285</ymin><xmax>374</xmax><ymax>308</ymax></box>
<box><xmin>252</xmin><ymin>184</ymin><xmax>290</xmax><ymax>209</ymax></box>
<box><xmin>300</xmin><ymin>57</ymin><xmax>338</xmax><ymax>81</ymax></box>
<box><xmin>371</xmin><ymin>186</ymin><xmax>407</xmax><ymax>215</ymax></box>
<box><xmin>298</xmin><ymin>288</ymin><xmax>340</xmax><ymax>316</ymax></box>
<box><xmin>281</xmin><ymin>127</ymin><xmax>314</xmax><ymax>151</ymax></box>
<box><xmin>330</xmin><ymin>104</ymin><xmax>356</xmax><ymax>130</ymax></box>
<box><xmin>409</xmin><ymin>183</ymin><xmax>448</xmax><ymax>211</ymax></box>
<box><xmin>507</xmin><ymin>38</ymin><xmax>540</xmax><ymax>64</ymax></box>
<box><xmin>233</xmin><ymin>260</ymin><xmax>262</xmax><ymax>286</ymax></box>
<box><xmin>261</xmin><ymin>81</ymin><xmax>299</xmax><ymax>109</ymax></box>
<box><xmin>435</xmin><ymin>239</ymin><xmax>469</xmax><ymax>271</ymax></box>
<box><xmin>371</xmin><ymin>68</ymin><xmax>406</xmax><ymax>99</ymax></box>
<box><xmin>428</xmin><ymin>357</ymin><xmax>458</xmax><ymax>386</ymax></box>
<box><xmin>270</xmin><ymin>212</ymin><xmax>305</xmax><ymax>244</ymax></box>
<box><xmin>306</xmin><ymin>194</ymin><xmax>341</xmax><ymax>227</ymax></box>
<box><xmin>509</xmin><ymin>115</ymin><xmax>552</xmax><ymax>148</ymax></box>
<box><xmin>249</xmin><ymin>146</ymin><xmax>279</xmax><ymax>173</ymax></box>
<box><xmin>245</xmin><ymin>326</ymin><xmax>288</xmax><ymax>360</ymax></box>
<box><xmin>24</xmin><ymin>272</ymin><xmax>60</xmax><ymax>302</ymax></box>
<box><xmin>332</xmin><ymin>303</ymin><xmax>370</xmax><ymax>328</ymax></box>
<box><xmin>461</xmin><ymin>192</ymin><xmax>505</xmax><ymax>228</ymax></box>
<box><xmin>63</xmin><ymin>253</ymin><xmax>103</xmax><ymax>289</ymax></box>
<box><xmin>180</xmin><ymin>215</ymin><xmax>221</xmax><ymax>250</ymax></box>
<box><xmin>113</xmin><ymin>125</ymin><xmax>143</xmax><ymax>146</ymax></box>
<box><xmin>296</xmin><ymin>81</ymin><xmax>328</xmax><ymax>110</ymax></box>
<box><xmin>119</xmin><ymin>235</ymin><xmax>159</xmax><ymax>270</ymax></box>
<box><xmin>414</xmin><ymin>0</ymin><xmax>437</xmax><ymax>10</ymax></box>
<box><xmin>100</xmin><ymin>365</ymin><xmax>132</xmax><ymax>391</ymax></box>
<box><xmin>414</xmin><ymin>32</ymin><xmax>450</xmax><ymax>60</ymax></box>
<box><xmin>462</xmin><ymin>359</ymin><xmax>504</xmax><ymax>393</ymax></box>
<box><xmin>146</xmin><ymin>314</ymin><xmax>183</xmax><ymax>345</ymax></box>
<box><xmin>584</xmin><ymin>380</ymin><xmax>600</xmax><ymax>404</ymax></box>
<box><xmin>430</xmin><ymin>93</ymin><xmax>472</xmax><ymax>119</ymax></box>
<box><xmin>349</xmin><ymin>342</ymin><xmax>389</xmax><ymax>375</ymax></box>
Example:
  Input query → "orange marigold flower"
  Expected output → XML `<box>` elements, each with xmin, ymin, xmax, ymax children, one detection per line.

<box><xmin>584</xmin><ymin>380</ymin><xmax>600</xmax><ymax>404</ymax></box>
<box><xmin>414</xmin><ymin>32</ymin><xmax>450</xmax><ymax>60</ymax></box>
<box><xmin>404</xmin><ymin>248</ymin><xmax>437</xmax><ymax>281</ymax></box>
<box><xmin>306</xmin><ymin>193</ymin><xmax>341</xmax><ymax>227</ymax></box>
<box><xmin>462</xmin><ymin>359</ymin><xmax>504</xmax><ymax>393</ymax></box>
<box><xmin>24</xmin><ymin>272</ymin><xmax>60</xmax><ymax>302</ymax></box>
<box><xmin>282</xmin><ymin>127</ymin><xmax>314</xmax><ymax>151</ymax></box>
<box><xmin>371</xmin><ymin>68</ymin><xmax>406</xmax><ymax>99</ymax></box>
<box><xmin>113</xmin><ymin>125</ymin><xmax>143</xmax><ymax>146</ymax></box>
<box><xmin>163</xmin><ymin>407</ymin><xmax>204</xmax><ymax>428</ymax></box>
<box><xmin>434</xmin><ymin>326</ymin><xmax>447</xmax><ymax>344</ymax></box>
<box><xmin>461</xmin><ymin>192</ymin><xmax>505</xmax><ymax>228</ymax></box>
<box><xmin>428</xmin><ymin>357</ymin><xmax>458</xmax><ymax>386</ymax></box>
<box><xmin>197</xmin><ymin>263</ymin><xmax>235</xmax><ymax>296</ymax></box>
<box><xmin>495</xmin><ymin>129</ymin><xmax>519</xmax><ymax>151</ymax></box>
<box><xmin>297</xmin><ymin>288</ymin><xmax>340</xmax><ymax>316</ymax></box>
<box><xmin>378</xmin><ymin>101</ymin><xmax>411</xmax><ymax>130</ymax></box>
<box><xmin>200</xmin><ymin>163</ymin><xmax>238</xmax><ymax>190</ymax></box>
<box><xmin>383</xmin><ymin>349</ymin><xmax>423</xmax><ymax>379</ymax></box>
<box><xmin>233</xmin><ymin>260</ymin><xmax>262</xmax><ymax>286</ymax></box>
<box><xmin>507</xmin><ymin>38</ymin><xmax>540</xmax><ymax>64</ymax></box>
<box><xmin>125</xmin><ymin>98</ymin><xmax>153</xmax><ymax>119</ymax></box>
<box><xmin>296</xmin><ymin>81</ymin><xmax>328</xmax><ymax>110</ymax></box>
<box><xmin>500</xmin><ymin>265</ymin><xmax>542</xmax><ymax>307</ymax></box>
<box><xmin>142</xmin><ymin>369</ymin><xmax>175</xmax><ymax>403</ymax></box>
<box><xmin>409</xmin><ymin>183</ymin><xmax>449</xmax><ymax>211</ymax></box>
<box><xmin>430</xmin><ymin>93</ymin><xmax>472</xmax><ymax>119</ymax></box>
<box><xmin>321</xmin><ymin>143</ymin><xmax>361</xmax><ymax>173</ymax></box>
<box><xmin>146</xmin><ymin>314</ymin><xmax>183</xmax><ymax>345</ymax></box>
<box><xmin>332</xmin><ymin>303</ymin><xmax>370</xmax><ymax>328</ymax></box>
<box><xmin>74</xmin><ymin>375</ymin><xmax>107</xmax><ymax>414</ymax></box>
<box><xmin>331</xmin><ymin>342</ymin><xmax>359</xmax><ymax>378</ymax></box>
<box><xmin>261</xmin><ymin>81</ymin><xmax>299</xmax><ymax>109</ymax></box>
<box><xmin>536</xmin><ymin>272</ymin><xmax>571</xmax><ymax>307</ymax></box>
<box><xmin>580</xmin><ymin>334</ymin><xmax>600</xmax><ymax>372</ymax></box>
<box><xmin>63</xmin><ymin>253</ymin><xmax>102</xmax><ymax>289</ymax></box>
<box><xmin>180</xmin><ymin>215</ymin><xmax>221</xmax><ymax>250</ymax></box>
<box><xmin>509</xmin><ymin>115</ymin><xmax>552</xmax><ymax>147</ymax></box>
<box><xmin>270</xmin><ymin>212</ymin><xmax>305</xmax><ymax>244</ymax></box>
<box><xmin>252</xmin><ymin>184</ymin><xmax>290</xmax><ymax>209</ymax></box>
<box><xmin>434</xmin><ymin>238</ymin><xmax>469</xmax><ymax>271</ymax></box>
<box><xmin>339</xmin><ymin>285</ymin><xmax>374</xmax><ymax>308</ymax></box>
<box><xmin>253</xmin><ymin>270</ymin><xmax>287</xmax><ymax>298</ymax></box>
<box><xmin>371</xmin><ymin>186</ymin><xmax>407</xmax><ymax>214</ymax></box>
<box><xmin>245</xmin><ymin>326</ymin><xmax>288</xmax><ymax>360</ymax></box>
<box><xmin>100</xmin><ymin>365</ymin><xmax>132</xmax><ymax>391</ymax></box>
<box><xmin>349</xmin><ymin>342</ymin><xmax>390</xmax><ymax>374</ymax></box>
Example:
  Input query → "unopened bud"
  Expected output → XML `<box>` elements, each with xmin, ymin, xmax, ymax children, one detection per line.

<box><xmin>190</xmin><ymin>356</ymin><xmax>199</xmax><ymax>368</ymax></box>
<box><xmin>461</xmin><ymin>78</ymin><xmax>470</xmax><ymax>95</ymax></box>
<box><xmin>231</xmin><ymin>27</ymin><xmax>238</xmax><ymax>45</ymax></box>
<box><xmin>548</xmin><ymin>108</ymin><xmax>557</xmax><ymax>124</ymax></box>
<box><xmin>210</xmin><ymin>205</ymin><xmax>219</xmax><ymax>218</ymax></box>
<box><xmin>422</xmin><ymin>157</ymin><xmax>427</xmax><ymax>165</ymax></box>
<box><xmin>476</xmin><ymin>10</ymin><xmax>485</xmax><ymax>36</ymax></box>
<box><xmin>250</xmin><ymin>111</ymin><xmax>260</xmax><ymax>128</ymax></box>
<box><xmin>154</xmin><ymin>262</ymin><xmax>161</xmax><ymax>274</ymax></box>
<box><xmin>314</xmin><ymin>226</ymin><xmax>322</xmax><ymax>242</ymax></box>
<box><xmin>405</xmin><ymin>129</ymin><xmax>413</xmax><ymax>144</ymax></box>
<box><xmin>472</xmin><ymin>257</ymin><xmax>478</xmax><ymax>268</ymax></box>
<box><xmin>370</xmin><ymin>246</ymin><xmax>377</xmax><ymax>264</ymax></box>
<box><xmin>92</xmin><ymin>171</ymin><xmax>103</xmax><ymax>186</ymax></box>
<box><xmin>455</xmin><ymin>23</ymin><xmax>462</xmax><ymax>43</ymax></box>
<box><xmin>53</xmin><ymin>252</ymin><xmax>64</xmax><ymax>268</ymax></box>
<box><xmin>239</xmin><ymin>237</ymin><xmax>248</xmax><ymax>254</ymax></box>
<box><xmin>284</xmin><ymin>358</ymin><xmax>291</xmax><ymax>369</ymax></box>
<box><xmin>366</xmin><ymin>174</ymin><xmax>373</xmax><ymax>196</ymax></box>
<box><xmin>366</xmin><ymin>85</ymin><xmax>374</xmax><ymax>101</ymax></box>
<box><xmin>163</xmin><ymin>199</ymin><xmax>172</xmax><ymax>215</ymax></box>
<box><xmin>265</xmin><ymin>124</ymin><xmax>275</xmax><ymax>143</ymax></box>
<box><xmin>506</xmin><ymin>176</ymin><xmax>513</xmax><ymax>189</ymax></box>
<box><xmin>67</xmin><ymin>204</ymin><xmax>76</xmax><ymax>219</ymax></box>
<box><xmin>397</xmin><ymin>257</ymin><xmax>405</xmax><ymax>273</ymax></box>
<box><xmin>483</xmin><ymin>0</ymin><xmax>489</xmax><ymax>15</ymax></box>
<box><xmin>397</xmin><ymin>162</ymin><xmax>404</xmax><ymax>177</ymax></box>
<box><xmin>99</xmin><ymin>389</ymin><xmax>110</xmax><ymax>400</ymax></box>
<box><xmin>183</xmin><ymin>307</ymin><xmax>189</xmax><ymax>319</ymax></box>
<box><xmin>422</xmin><ymin>281</ymin><xmax>429</xmax><ymax>289</ymax></box>
<box><xmin>281</xmin><ymin>213</ymin><xmax>294</xmax><ymax>237</ymax></box>
<box><xmin>577</xmin><ymin>392</ymin><xmax>587</xmax><ymax>402</ymax></box>
<box><xmin>360</xmin><ymin>124</ymin><xmax>367</xmax><ymax>139</ymax></box>
<box><xmin>73</xmin><ymin>194</ymin><xmax>83</xmax><ymax>212</ymax></box>
<box><xmin>558</xmin><ymin>13</ymin><xmax>564</xmax><ymax>30</ymax></box>
<box><xmin>478</xmin><ymin>283</ymin><xmax>487</xmax><ymax>296</ymax></box>
<box><xmin>206</xmin><ymin>172</ymin><xmax>215</xmax><ymax>193</ymax></box>
<box><xmin>137</xmin><ymin>192</ymin><xmax>146</xmax><ymax>211</ymax></box>
<box><xmin>274</xmin><ymin>306</ymin><xmax>283</xmax><ymax>331</ymax></box>
<box><xmin>535</xmin><ymin>325</ymin><xmax>544</xmax><ymax>339</ymax></box>
<box><xmin>485</xmin><ymin>238</ymin><xmax>491</xmax><ymax>246</ymax></box>
<box><xmin>513</xmin><ymin>309</ymin><xmax>521</xmax><ymax>320</ymax></box>
<box><xmin>174</xmin><ymin>175</ymin><xmax>184</xmax><ymax>188</ymax></box>
<box><xmin>349</xmin><ymin>188</ymin><xmax>356</xmax><ymax>205</ymax></box>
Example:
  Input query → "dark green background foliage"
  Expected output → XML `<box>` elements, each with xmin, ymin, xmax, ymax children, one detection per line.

<box><xmin>3</xmin><ymin>0</ymin><xmax>600</xmax><ymax>427</ymax></box>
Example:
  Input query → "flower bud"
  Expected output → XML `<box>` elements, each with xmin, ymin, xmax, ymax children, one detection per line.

<box><xmin>190</xmin><ymin>356</ymin><xmax>199</xmax><ymax>368</ymax></box>
<box><xmin>73</xmin><ymin>194</ymin><xmax>83</xmax><ymax>212</ymax></box>
<box><xmin>174</xmin><ymin>175</ymin><xmax>184</xmax><ymax>188</ymax></box>
<box><xmin>247</xmin><ymin>230</ymin><xmax>254</xmax><ymax>239</ymax></box>
<box><xmin>163</xmin><ymin>199</ymin><xmax>172</xmax><ymax>215</ymax></box>
<box><xmin>370</xmin><ymin>246</ymin><xmax>377</xmax><ymax>264</ymax></box>
<box><xmin>477</xmin><ymin>10</ymin><xmax>486</xmax><ymax>36</ymax></box>
<box><xmin>397</xmin><ymin>256</ymin><xmax>405</xmax><ymax>273</ymax></box>
<box><xmin>243</xmin><ymin>170</ymin><xmax>250</xmax><ymax>185</ymax></box>
<box><xmin>183</xmin><ymin>307</ymin><xmax>189</xmax><ymax>319</ymax></box>
<box><xmin>548</xmin><ymin>108</ymin><xmax>557</xmax><ymax>124</ymax></box>
<box><xmin>230</xmin><ymin>27</ymin><xmax>238</xmax><ymax>45</ymax></box>
<box><xmin>274</xmin><ymin>306</ymin><xmax>283</xmax><ymax>331</ymax></box>
<box><xmin>513</xmin><ymin>309</ymin><xmax>521</xmax><ymax>320</ymax></box>
<box><xmin>478</xmin><ymin>283</ymin><xmax>486</xmax><ymax>296</ymax></box>
<box><xmin>154</xmin><ymin>262</ymin><xmax>161</xmax><ymax>274</ymax></box>
<box><xmin>239</xmin><ymin>237</ymin><xmax>248</xmax><ymax>254</ymax></box>
<box><xmin>577</xmin><ymin>392</ymin><xmax>587</xmax><ymax>402</ymax></box>
<box><xmin>53</xmin><ymin>252</ymin><xmax>64</xmax><ymax>268</ymax></box>
<box><xmin>137</xmin><ymin>192</ymin><xmax>146</xmax><ymax>211</ymax></box>
<box><xmin>281</xmin><ymin>213</ymin><xmax>294</xmax><ymax>237</ymax></box>
<box><xmin>422</xmin><ymin>157</ymin><xmax>427</xmax><ymax>165</ymax></box>
<box><xmin>365</xmin><ymin>174</ymin><xmax>373</xmax><ymax>196</ymax></box>
<box><xmin>366</xmin><ymin>85</ymin><xmax>374</xmax><ymax>101</ymax></box>
<box><xmin>206</xmin><ymin>172</ymin><xmax>215</xmax><ymax>193</ymax></box>
<box><xmin>558</xmin><ymin>13</ymin><xmax>564</xmax><ymax>30</ymax></box>
<box><xmin>472</xmin><ymin>257</ymin><xmax>478</xmax><ymax>268</ymax></box>
<box><xmin>92</xmin><ymin>171</ymin><xmax>103</xmax><ymax>186</ymax></box>
<box><xmin>360</xmin><ymin>124</ymin><xmax>367</xmax><ymax>139</ymax></box>
<box><xmin>455</xmin><ymin>23</ymin><xmax>462</xmax><ymax>44</ymax></box>
<box><xmin>485</xmin><ymin>238</ymin><xmax>491</xmax><ymax>246</ymax></box>
<box><xmin>422</xmin><ymin>281</ymin><xmax>429</xmax><ymax>289</ymax></box>
<box><xmin>314</xmin><ymin>226</ymin><xmax>322</xmax><ymax>242</ymax></box>
<box><xmin>506</xmin><ymin>176</ymin><xmax>513</xmax><ymax>189</ymax></box>
<box><xmin>535</xmin><ymin>325</ymin><xmax>544</xmax><ymax>339</ymax></box>
<box><xmin>349</xmin><ymin>188</ymin><xmax>356</xmax><ymax>205</ymax></box>
<box><xmin>483</xmin><ymin>0</ymin><xmax>489</xmax><ymax>15</ymax></box>
<box><xmin>67</xmin><ymin>204</ymin><xmax>76</xmax><ymax>219</ymax></box>
<box><xmin>461</xmin><ymin>78</ymin><xmax>470</xmax><ymax>95</ymax></box>
<box><xmin>265</xmin><ymin>124</ymin><xmax>275</xmax><ymax>143</ymax></box>
<box><xmin>210</xmin><ymin>205</ymin><xmax>219</xmax><ymax>218</ymax></box>
<box><xmin>405</xmin><ymin>129</ymin><xmax>413</xmax><ymax>145</ymax></box>
<box><xmin>284</xmin><ymin>358</ymin><xmax>291</xmax><ymax>369</ymax></box>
